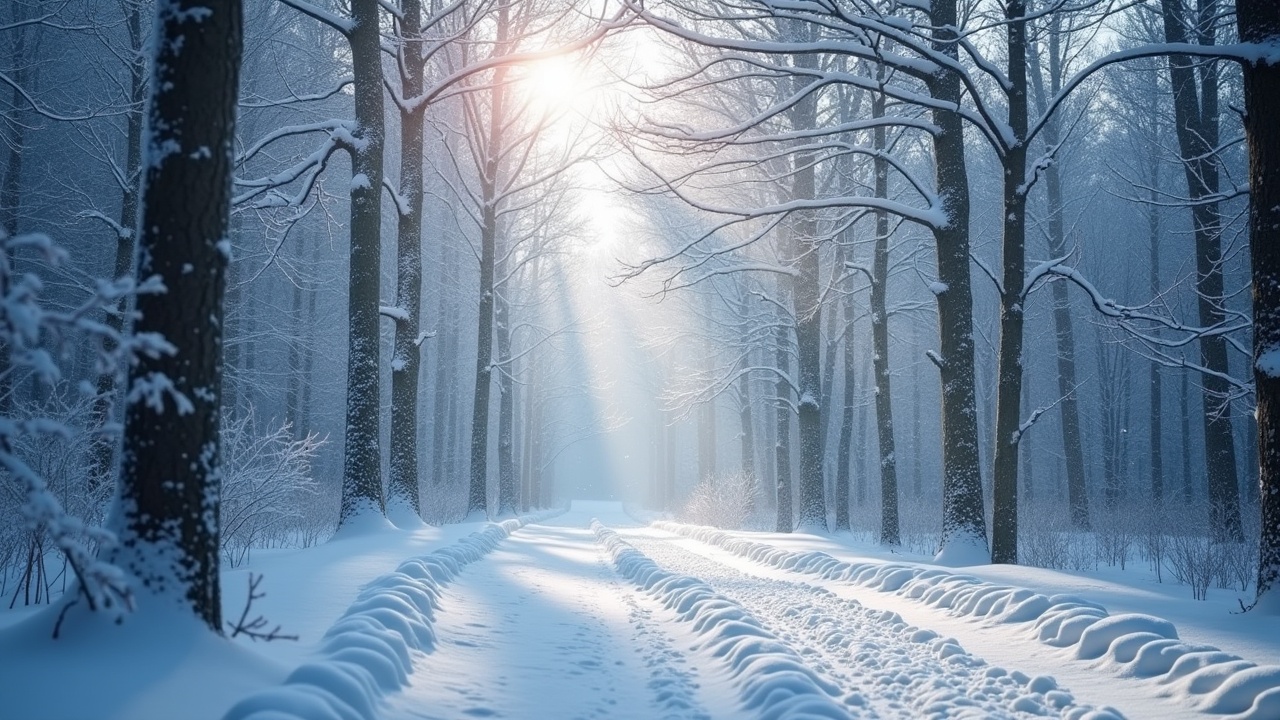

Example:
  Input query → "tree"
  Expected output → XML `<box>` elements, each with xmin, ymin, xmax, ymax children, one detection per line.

<box><xmin>1160</xmin><ymin>0</ymin><xmax>1242</xmax><ymax>543</ymax></box>
<box><xmin>107</xmin><ymin>0</ymin><xmax>242</xmax><ymax>627</ymax></box>
<box><xmin>1237</xmin><ymin>0</ymin><xmax>1280</xmax><ymax>613</ymax></box>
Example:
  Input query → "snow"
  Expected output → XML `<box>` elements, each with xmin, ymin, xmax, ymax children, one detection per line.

<box><xmin>5</xmin><ymin>502</ymin><xmax>1280</xmax><ymax>719</ymax></box>
<box><xmin>350</xmin><ymin>173</ymin><xmax>371</xmax><ymax>191</ymax></box>
<box><xmin>928</xmin><ymin>281</ymin><xmax>948</xmax><ymax>295</ymax></box>
<box><xmin>1256</xmin><ymin>346</ymin><xmax>1280</xmax><ymax>378</ymax></box>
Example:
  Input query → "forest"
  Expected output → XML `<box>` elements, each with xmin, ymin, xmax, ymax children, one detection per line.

<box><xmin>1</xmin><ymin>0</ymin><xmax>1280</xmax><ymax>718</ymax></box>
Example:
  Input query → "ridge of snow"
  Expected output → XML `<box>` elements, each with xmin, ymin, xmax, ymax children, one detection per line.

<box><xmin>222</xmin><ymin>507</ymin><xmax>564</xmax><ymax>720</ymax></box>
<box><xmin>592</xmin><ymin>520</ymin><xmax>853</xmax><ymax>719</ymax></box>
<box><xmin>653</xmin><ymin>521</ymin><xmax>1280</xmax><ymax>719</ymax></box>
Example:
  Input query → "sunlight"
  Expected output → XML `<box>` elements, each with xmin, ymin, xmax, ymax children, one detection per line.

<box><xmin>520</xmin><ymin>54</ymin><xmax>585</xmax><ymax>111</ymax></box>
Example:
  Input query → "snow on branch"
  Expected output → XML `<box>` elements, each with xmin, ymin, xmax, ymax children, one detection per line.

<box><xmin>0</xmin><ymin>230</ymin><xmax>172</xmax><ymax>632</ymax></box>
<box><xmin>274</xmin><ymin>0</ymin><xmax>354</xmax><ymax>35</ymax></box>
<box><xmin>379</xmin><ymin>305</ymin><xmax>411</xmax><ymax>322</ymax></box>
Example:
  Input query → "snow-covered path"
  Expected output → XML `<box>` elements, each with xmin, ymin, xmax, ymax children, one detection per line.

<box><xmin>618</xmin><ymin>525</ymin><xmax>1113</xmax><ymax>719</ymax></box>
<box><xmin>209</xmin><ymin>501</ymin><xmax>1280</xmax><ymax>720</ymax></box>
<box><xmin>374</xmin><ymin>503</ymin><xmax>1146</xmax><ymax>720</ymax></box>
<box><xmin>384</xmin><ymin>508</ymin><xmax>713</xmax><ymax>720</ymax></box>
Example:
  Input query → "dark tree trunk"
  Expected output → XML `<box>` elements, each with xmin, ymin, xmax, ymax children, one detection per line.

<box><xmin>790</xmin><ymin>32</ymin><xmax>826</xmax><ymax>530</ymax></box>
<box><xmin>819</xmin><ymin>299</ymin><xmax>838</xmax><ymax>488</ymax></box>
<box><xmin>854</xmin><ymin>355</ymin><xmax>869</xmax><ymax>507</ymax></box>
<box><xmin>835</xmin><ymin>246</ymin><xmax>855</xmax><ymax>532</ymax></box>
<box><xmin>0</xmin><ymin>4</ymin><xmax>31</xmax><ymax>417</ymax></box>
<box><xmin>108</xmin><ymin>0</ymin><xmax>241</xmax><ymax>628</ymax></box>
<box><xmin>1020</xmin><ymin>365</ymin><xmax>1033</xmax><ymax>504</ymax></box>
<box><xmin>1182</xmin><ymin>368</ymin><xmax>1194</xmax><ymax>504</ymax></box>
<box><xmin>1149</xmin><ymin>163</ymin><xmax>1163</xmax><ymax>502</ymax></box>
<box><xmin>1237</xmin><ymin>0</ymin><xmax>1280</xmax><ymax>612</ymax></box>
<box><xmin>928</xmin><ymin>0</ymin><xmax>987</xmax><ymax>559</ymax></box>
<box><xmin>738</xmin><ymin>369</ymin><xmax>756</xmax><ymax>481</ymax></box>
<box><xmin>467</xmin><ymin>5</ymin><xmax>511</xmax><ymax>516</ymax></box>
<box><xmin>1161</xmin><ymin>0</ymin><xmax>1242</xmax><ymax>542</ymax></box>
<box><xmin>496</xmin><ymin>256</ymin><xmax>516</xmax><ymax>515</ymax></box>
<box><xmin>870</xmin><ymin>83</ymin><xmax>900</xmax><ymax>546</ymax></box>
<box><xmin>387</xmin><ymin>0</ymin><xmax>428</xmax><ymax>521</ymax></box>
<box><xmin>468</xmin><ymin>205</ymin><xmax>497</xmax><ymax>515</ymax></box>
<box><xmin>338</xmin><ymin>0</ymin><xmax>388</xmax><ymax>526</ymax></box>
<box><xmin>991</xmin><ymin>0</ymin><xmax>1029</xmax><ymax>565</ymax></box>
<box><xmin>432</xmin><ymin>295</ymin><xmax>456</xmax><ymax>486</ymax></box>
<box><xmin>774</xmin><ymin>319</ymin><xmax>793</xmax><ymax>532</ymax></box>
<box><xmin>89</xmin><ymin>1</ymin><xmax>146</xmax><ymax>481</ymax></box>
<box><xmin>1028</xmin><ymin>16</ymin><xmax>1090</xmax><ymax>529</ymax></box>
<box><xmin>285</xmin><ymin>239</ymin><xmax>305</xmax><ymax>434</ymax></box>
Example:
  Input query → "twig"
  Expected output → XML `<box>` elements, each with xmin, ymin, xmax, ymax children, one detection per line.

<box><xmin>226</xmin><ymin>573</ymin><xmax>299</xmax><ymax>641</ymax></box>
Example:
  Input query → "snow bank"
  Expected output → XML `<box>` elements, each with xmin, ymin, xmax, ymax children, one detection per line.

<box><xmin>222</xmin><ymin>508</ymin><xmax>563</xmax><ymax>720</ymax></box>
<box><xmin>654</xmin><ymin>521</ymin><xmax>1280</xmax><ymax>720</ymax></box>
<box><xmin>592</xmin><ymin>520</ymin><xmax>852</xmax><ymax>719</ymax></box>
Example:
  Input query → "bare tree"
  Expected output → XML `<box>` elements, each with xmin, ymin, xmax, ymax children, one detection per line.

<box><xmin>107</xmin><ymin>0</ymin><xmax>242</xmax><ymax>627</ymax></box>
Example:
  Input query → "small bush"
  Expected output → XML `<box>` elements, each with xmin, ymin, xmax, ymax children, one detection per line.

<box><xmin>681</xmin><ymin>472</ymin><xmax>759</xmax><ymax>530</ymax></box>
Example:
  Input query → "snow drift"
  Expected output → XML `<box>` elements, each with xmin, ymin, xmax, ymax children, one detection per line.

<box><xmin>653</xmin><ymin>521</ymin><xmax>1280</xmax><ymax>720</ymax></box>
<box><xmin>222</xmin><ymin>508</ymin><xmax>563</xmax><ymax>720</ymax></box>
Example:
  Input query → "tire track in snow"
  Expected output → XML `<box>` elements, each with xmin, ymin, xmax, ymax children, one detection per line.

<box><xmin>621</xmin><ymin>585</ymin><xmax>712</xmax><ymax>720</ymax></box>
<box><xmin>383</xmin><ymin>520</ymin><xmax>710</xmax><ymax>720</ymax></box>
<box><xmin>621</xmin><ymin>527</ymin><xmax>1123</xmax><ymax>720</ymax></box>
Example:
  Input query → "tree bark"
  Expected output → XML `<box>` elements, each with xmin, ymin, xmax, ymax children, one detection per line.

<box><xmin>738</xmin><ymin>368</ymin><xmax>756</xmax><ymax>482</ymax></box>
<box><xmin>89</xmin><ymin>1</ymin><xmax>146</xmax><ymax>482</ymax></box>
<box><xmin>1027</xmin><ymin>16</ymin><xmax>1090</xmax><ymax>529</ymax></box>
<box><xmin>870</xmin><ymin>79</ymin><xmax>900</xmax><ymax>546</ymax></box>
<box><xmin>496</xmin><ymin>251</ymin><xmax>517</xmax><ymax>514</ymax></box>
<box><xmin>991</xmin><ymin>0</ymin><xmax>1029</xmax><ymax>565</ymax></box>
<box><xmin>387</xmin><ymin>0</ymin><xmax>428</xmax><ymax>521</ymax></box>
<box><xmin>928</xmin><ymin>0</ymin><xmax>987</xmax><ymax>560</ymax></box>
<box><xmin>774</xmin><ymin>319</ymin><xmax>793</xmax><ymax>532</ymax></box>
<box><xmin>108</xmin><ymin>0</ymin><xmax>241</xmax><ymax>628</ymax></box>
<box><xmin>467</xmin><ymin>3</ymin><xmax>512</xmax><ymax>517</ymax></box>
<box><xmin>1161</xmin><ymin>0</ymin><xmax>1242</xmax><ymax>542</ymax></box>
<box><xmin>338</xmin><ymin>0</ymin><xmax>389</xmax><ymax>525</ymax></box>
<box><xmin>835</xmin><ymin>244</ymin><xmax>855</xmax><ymax>532</ymax></box>
<box><xmin>1237</xmin><ymin>0</ymin><xmax>1280</xmax><ymax>612</ymax></box>
<box><xmin>788</xmin><ymin>25</ymin><xmax>826</xmax><ymax>530</ymax></box>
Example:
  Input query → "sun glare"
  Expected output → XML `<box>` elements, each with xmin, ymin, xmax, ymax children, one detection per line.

<box><xmin>523</xmin><ymin>54</ymin><xmax>584</xmax><ymax>109</ymax></box>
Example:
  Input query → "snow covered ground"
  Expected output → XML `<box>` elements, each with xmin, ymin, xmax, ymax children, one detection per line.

<box><xmin>2</xmin><ymin>501</ymin><xmax>1278</xmax><ymax>719</ymax></box>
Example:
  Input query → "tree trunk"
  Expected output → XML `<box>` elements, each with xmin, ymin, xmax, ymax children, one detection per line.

<box><xmin>991</xmin><ymin>0</ymin><xmax>1029</xmax><ymax>565</ymax></box>
<box><xmin>285</xmin><ymin>239</ymin><xmax>305</xmax><ymax>435</ymax></box>
<box><xmin>835</xmin><ymin>249</ymin><xmax>855</xmax><ymax>531</ymax></box>
<box><xmin>495</xmin><ymin>253</ymin><xmax>516</xmax><ymax>515</ymax></box>
<box><xmin>338</xmin><ymin>0</ymin><xmax>388</xmax><ymax>526</ymax></box>
<box><xmin>774</xmin><ymin>319</ymin><xmax>793</xmax><ymax>532</ymax></box>
<box><xmin>1028</xmin><ymin>16</ymin><xmax>1090</xmax><ymax>529</ymax></box>
<box><xmin>928</xmin><ymin>0</ymin><xmax>987</xmax><ymax>560</ymax></box>
<box><xmin>738</xmin><ymin>369</ymin><xmax>756</xmax><ymax>481</ymax></box>
<box><xmin>1149</xmin><ymin>161</ymin><xmax>1163</xmax><ymax>502</ymax></box>
<box><xmin>0</xmin><ymin>4</ymin><xmax>31</xmax><ymax>417</ymax></box>
<box><xmin>387</xmin><ymin>0</ymin><xmax>428</xmax><ymax>521</ymax></box>
<box><xmin>108</xmin><ymin>0</ymin><xmax>241</xmax><ymax>628</ymax></box>
<box><xmin>467</xmin><ymin>4</ymin><xmax>511</xmax><ymax>517</ymax></box>
<box><xmin>789</xmin><ymin>30</ymin><xmax>826</xmax><ymax>530</ymax></box>
<box><xmin>1161</xmin><ymin>0</ymin><xmax>1242</xmax><ymax>542</ymax></box>
<box><xmin>1182</xmin><ymin>368</ymin><xmax>1193</xmax><ymax>504</ymax></box>
<box><xmin>88</xmin><ymin>2</ymin><xmax>146</xmax><ymax>481</ymax></box>
<box><xmin>870</xmin><ymin>80</ymin><xmax>900</xmax><ymax>546</ymax></box>
<box><xmin>1237</xmin><ymin>0</ymin><xmax>1280</xmax><ymax>612</ymax></box>
<box><xmin>431</xmin><ymin>295</ymin><xmax>456</xmax><ymax>486</ymax></box>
